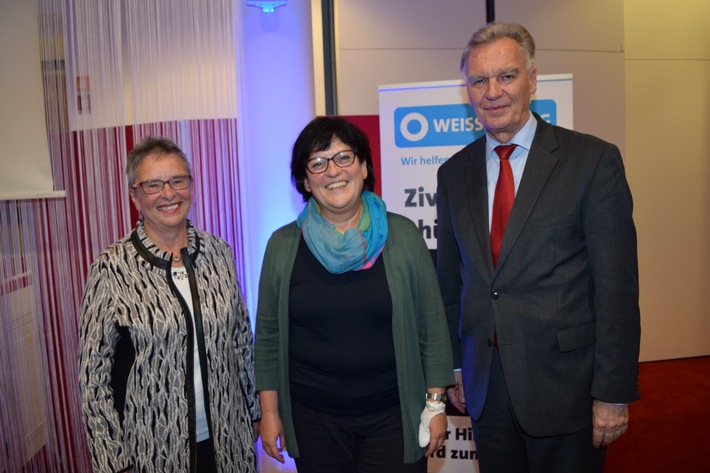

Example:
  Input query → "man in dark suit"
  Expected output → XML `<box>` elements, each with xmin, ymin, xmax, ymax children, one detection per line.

<box><xmin>436</xmin><ymin>22</ymin><xmax>640</xmax><ymax>472</ymax></box>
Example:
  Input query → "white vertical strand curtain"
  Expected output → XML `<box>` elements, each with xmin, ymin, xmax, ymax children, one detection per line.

<box><xmin>0</xmin><ymin>0</ymin><xmax>245</xmax><ymax>471</ymax></box>
<box><xmin>0</xmin><ymin>200</ymin><xmax>57</xmax><ymax>471</ymax></box>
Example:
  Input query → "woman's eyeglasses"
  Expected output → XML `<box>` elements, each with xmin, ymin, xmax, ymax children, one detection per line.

<box><xmin>133</xmin><ymin>175</ymin><xmax>192</xmax><ymax>194</ymax></box>
<box><xmin>306</xmin><ymin>150</ymin><xmax>357</xmax><ymax>174</ymax></box>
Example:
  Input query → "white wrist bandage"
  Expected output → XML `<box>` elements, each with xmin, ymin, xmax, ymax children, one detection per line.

<box><xmin>418</xmin><ymin>401</ymin><xmax>446</xmax><ymax>447</ymax></box>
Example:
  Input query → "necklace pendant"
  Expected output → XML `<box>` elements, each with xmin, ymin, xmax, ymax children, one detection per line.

<box><xmin>173</xmin><ymin>255</ymin><xmax>182</xmax><ymax>262</ymax></box>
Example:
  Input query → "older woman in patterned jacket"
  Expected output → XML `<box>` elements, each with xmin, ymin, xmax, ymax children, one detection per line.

<box><xmin>79</xmin><ymin>137</ymin><xmax>260</xmax><ymax>473</ymax></box>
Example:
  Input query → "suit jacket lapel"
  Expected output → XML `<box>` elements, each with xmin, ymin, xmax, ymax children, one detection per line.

<box><xmin>463</xmin><ymin>139</ymin><xmax>495</xmax><ymax>271</ymax></box>
<box><xmin>496</xmin><ymin>117</ymin><xmax>559</xmax><ymax>271</ymax></box>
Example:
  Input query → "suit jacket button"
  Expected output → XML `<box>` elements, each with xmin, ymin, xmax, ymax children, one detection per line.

<box><xmin>487</xmin><ymin>339</ymin><xmax>493</xmax><ymax>347</ymax></box>
<box><xmin>491</xmin><ymin>291</ymin><xmax>499</xmax><ymax>300</ymax></box>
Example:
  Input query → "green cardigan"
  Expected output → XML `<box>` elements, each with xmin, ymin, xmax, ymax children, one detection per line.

<box><xmin>254</xmin><ymin>212</ymin><xmax>454</xmax><ymax>463</ymax></box>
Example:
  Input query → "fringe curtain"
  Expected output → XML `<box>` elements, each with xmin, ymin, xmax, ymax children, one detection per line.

<box><xmin>0</xmin><ymin>1</ymin><xmax>245</xmax><ymax>471</ymax></box>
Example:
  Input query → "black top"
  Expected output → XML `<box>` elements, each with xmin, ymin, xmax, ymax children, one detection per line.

<box><xmin>288</xmin><ymin>236</ymin><xmax>398</xmax><ymax>416</ymax></box>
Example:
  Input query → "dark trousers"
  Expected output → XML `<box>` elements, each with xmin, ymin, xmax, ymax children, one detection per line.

<box><xmin>196</xmin><ymin>437</ymin><xmax>218</xmax><ymax>473</ymax></box>
<box><xmin>473</xmin><ymin>348</ymin><xmax>606</xmax><ymax>473</ymax></box>
<box><xmin>291</xmin><ymin>400</ymin><xmax>427</xmax><ymax>473</ymax></box>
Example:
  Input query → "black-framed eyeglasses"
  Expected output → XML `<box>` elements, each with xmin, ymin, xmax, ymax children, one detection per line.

<box><xmin>306</xmin><ymin>149</ymin><xmax>357</xmax><ymax>174</ymax></box>
<box><xmin>133</xmin><ymin>175</ymin><xmax>192</xmax><ymax>194</ymax></box>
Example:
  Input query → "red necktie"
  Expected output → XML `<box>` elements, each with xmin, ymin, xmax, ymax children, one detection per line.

<box><xmin>490</xmin><ymin>144</ymin><xmax>517</xmax><ymax>267</ymax></box>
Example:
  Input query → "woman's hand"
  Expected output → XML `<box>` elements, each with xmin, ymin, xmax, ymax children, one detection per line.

<box><xmin>424</xmin><ymin>409</ymin><xmax>447</xmax><ymax>457</ymax></box>
<box><xmin>259</xmin><ymin>391</ymin><xmax>287</xmax><ymax>464</ymax></box>
<box><xmin>252</xmin><ymin>420</ymin><xmax>261</xmax><ymax>442</ymax></box>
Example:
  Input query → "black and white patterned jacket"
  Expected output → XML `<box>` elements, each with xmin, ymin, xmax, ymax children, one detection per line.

<box><xmin>79</xmin><ymin>221</ymin><xmax>259</xmax><ymax>473</ymax></box>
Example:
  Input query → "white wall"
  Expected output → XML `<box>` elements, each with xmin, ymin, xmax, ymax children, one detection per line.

<box><xmin>236</xmin><ymin>1</ymin><xmax>316</xmax><ymax>319</ymax></box>
<box><xmin>0</xmin><ymin>0</ymin><xmax>58</xmax><ymax>199</ymax></box>
<box><xmin>624</xmin><ymin>0</ymin><xmax>710</xmax><ymax>361</ymax></box>
<box><xmin>333</xmin><ymin>0</ymin><xmax>485</xmax><ymax>115</ymax></box>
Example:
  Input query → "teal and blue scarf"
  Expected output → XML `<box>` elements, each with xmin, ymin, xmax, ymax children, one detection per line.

<box><xmin>296</xmin><ymin>190</ymin><xmax>388</xmax><ymax>274</ymax></box>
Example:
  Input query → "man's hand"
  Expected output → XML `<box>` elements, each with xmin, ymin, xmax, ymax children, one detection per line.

<box><xmin>592</xmin><ymin>400</ymin><xmax>629</xmax><ymax>448</ymax></box>
<box><xmin>446</xmin><ymin>371</ymin><xmax>467</xmax><ymax>413</ymax></box>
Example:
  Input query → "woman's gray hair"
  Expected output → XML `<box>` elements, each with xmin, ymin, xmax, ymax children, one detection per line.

<box><xmin>125</xmin><ymin>137</ymin><xmax>191</xmax><ymax>186</ymax></box>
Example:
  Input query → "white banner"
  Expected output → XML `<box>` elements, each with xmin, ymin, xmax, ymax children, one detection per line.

<box><xmin>379</xmin><ymin>75</ymin><xmax>573</xmax><ymax>249</ymax></box>
<box><xmin>428</xmin><ymin>413</ymin><xmax>479</xmax><ymax>473</ymax></box>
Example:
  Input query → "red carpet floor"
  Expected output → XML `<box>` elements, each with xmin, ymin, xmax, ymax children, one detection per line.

<box><xmin>605</xmin><ymin>356</ymin><xmax>710</xmax><ymax>473</ymax></box>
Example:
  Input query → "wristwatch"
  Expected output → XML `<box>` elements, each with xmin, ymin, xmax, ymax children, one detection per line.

<box><xmin>425</xmin><ymin>392</ymin><xmax>448</xmax><ymax>403</ymax></box>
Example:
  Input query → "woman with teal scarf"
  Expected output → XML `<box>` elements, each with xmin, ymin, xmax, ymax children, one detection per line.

<box><xmin>255</xmin><ymin>117</ymin><xmax>454</xmax><ymax>472</ymax></box>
